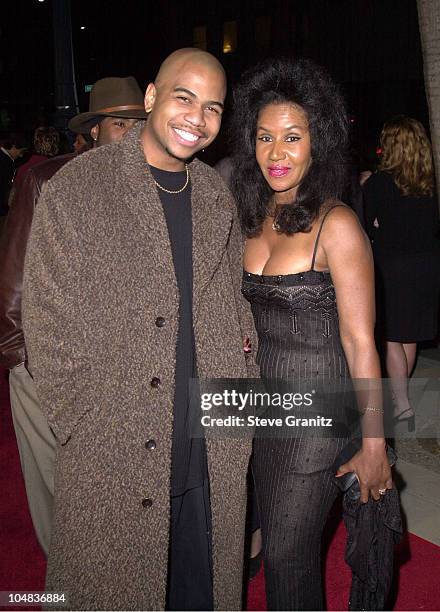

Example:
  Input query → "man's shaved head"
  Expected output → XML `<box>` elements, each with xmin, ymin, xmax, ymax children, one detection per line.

<box><xmin>154</xmin><ymin>48</ymin><xmax>226</xmax><ymax>93</ymax></box>
<box><xmin>142</xmin><ymin>48</ymin><xmax>227</xmax><ymax>171</ymax></box>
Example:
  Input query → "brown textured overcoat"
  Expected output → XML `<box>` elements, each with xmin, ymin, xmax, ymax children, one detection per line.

<box><xmin>22</xmin><ymin>123</ymin><xmax>259</xmax><ymax>611</ymax></box>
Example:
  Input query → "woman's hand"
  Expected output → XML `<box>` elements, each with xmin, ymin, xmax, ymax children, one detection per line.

<box><xmin>243</xmin><ymin>337</ymin><xmax>252</xmax><ymax>353</ymax></box>
<box><xmin>336</xmin><ymin>441</ymin><xmax>393</xmax><ymax>503</ymax></box>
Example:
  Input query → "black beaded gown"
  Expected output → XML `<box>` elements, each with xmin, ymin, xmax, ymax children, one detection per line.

<box><xmin>242</xmin><ymin>207</ymin><xmax>352</xmax><ymax>611</ymax></box>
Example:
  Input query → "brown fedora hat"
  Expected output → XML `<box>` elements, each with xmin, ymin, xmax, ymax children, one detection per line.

<box><xmin>68</xmin><ymin>76</ymin><xmax>148</xmax><ymax>134</ymax></box>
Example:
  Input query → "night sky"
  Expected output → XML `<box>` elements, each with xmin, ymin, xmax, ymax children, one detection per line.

<box><xmin>0</xmin><ymin>0</ymin><xmax>429</xmax><ymax>163</ymax></box>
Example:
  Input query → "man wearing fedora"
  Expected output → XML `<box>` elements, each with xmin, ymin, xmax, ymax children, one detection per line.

<box><xmin>0</xmin><ymin>76</ymin><xmax>148</xmax><ymax>557</ymax></box>
<box><xmin>68</xmin><ymin>75</ymin><xmax>147</xmax><ymax>145</ymax></box>
<box><xmin>22</xmin><ymin>48</ymin><xmax>258</xmax><ymax>610</ymax></box>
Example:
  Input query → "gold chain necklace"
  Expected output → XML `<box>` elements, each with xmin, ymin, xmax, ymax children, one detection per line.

<box><xmin>269</xmin><ymin>203</ymin><xmax>281</xmax><ymax>231</ymax></box>
<box><xmin>153</xmin><ymin>164</ymin><xmax>189</xmax><ymax>194</ymax></box>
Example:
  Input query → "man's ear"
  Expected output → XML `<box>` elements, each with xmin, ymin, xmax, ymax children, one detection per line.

<box><xmin>144</xmin><ymin>83</ymin><xmax>156</xmax><ymax>113</ymax></box>
<box><xmin>90</xmin><ymin>124</ymin><xmax>99</xmax><ymax>144</ymax></box>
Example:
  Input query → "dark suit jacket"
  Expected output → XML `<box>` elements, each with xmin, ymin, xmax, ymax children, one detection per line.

<box><xmin>0</xmin><ymin>149</ymin><xmax>15</xmax><ymax>215</ymax></box>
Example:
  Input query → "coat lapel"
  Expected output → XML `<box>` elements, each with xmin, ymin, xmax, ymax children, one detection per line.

<box><xmin>119</xmin><ymin>122</ymin><xmax>169</xmax><ymax>235</ymax></box>
<box><xmin>119</xmin><ymin>122</ymin><xmax>178</xmax><ymax>297</ymax></box>
<box><xmin>118</xmin><ymin>123</ymin><xmax>233</xmax><ymax>314</ymax></box>
<box><xmin>190</xmin><ymin>159</ymin><xmax>234</xmax><ymax>316</ymax></box>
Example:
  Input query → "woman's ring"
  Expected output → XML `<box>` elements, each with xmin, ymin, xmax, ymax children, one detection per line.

<box><xmin>378</xmin><ymin>488</ymin><xmax>387</xmax><ymax>495</ymax></box>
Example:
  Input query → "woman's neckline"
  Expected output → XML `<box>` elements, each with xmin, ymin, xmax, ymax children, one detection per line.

<box><xmin>244</xmin><ymin>269</ymin><xmax>330</xmax><ymax>279</ymax></box>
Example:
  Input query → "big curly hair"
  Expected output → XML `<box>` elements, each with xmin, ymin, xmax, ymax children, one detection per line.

<box><xmin>230</xmin><ymin>58</ymin><xmax>349</xmax><ymax>237</ymax></box>
<box><xmin>34</xmin><ymin>127</ymin><xmax>60</xmax><ymax>157</ymax></box>
<box><xmin>378</xmin><ymin>116</ymin><xmax>434</xmax><ymax>197</ymax></box>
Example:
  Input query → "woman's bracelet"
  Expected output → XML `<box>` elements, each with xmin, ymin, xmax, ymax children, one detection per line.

<box><xmin>361</xmin><ymin>405</ymin><xmax>384</xmax><ymax>415</ymax></box>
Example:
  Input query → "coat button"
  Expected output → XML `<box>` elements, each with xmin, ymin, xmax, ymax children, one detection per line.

<box><xmin>155</xmin><ymin>316</ymin><xmax>165</xmax><ymax>327</ymax></box>
<box><xmin>150</xmin><ymin>377</ymin><xmax>161</xmax><ymax>388</ymax></box>
<box><xmin>142</xmin><ymin>498</ymin><xmax>153</xmax><ymax>508</ymax></box>
<box><xmin>145</xmin><ymin>439</ymin><xmax>156</xmax><ymax>451</ymax></box>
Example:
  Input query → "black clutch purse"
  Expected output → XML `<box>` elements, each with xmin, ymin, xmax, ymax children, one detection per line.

<box><xmin>333</xmin><ymin>438</ymin><xmax>396</xmax><ymax>501</ymax></box>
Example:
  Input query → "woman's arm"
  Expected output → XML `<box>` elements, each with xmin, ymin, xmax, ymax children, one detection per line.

<box><xmin>320</xmin><ymin>205</ymin><xmax>392</xmax><ymax>502</ymax></box>
<box><xmin>362</xmin><ymin>172</ymin><xmax>382</xmax><ymax>237</ymax></box>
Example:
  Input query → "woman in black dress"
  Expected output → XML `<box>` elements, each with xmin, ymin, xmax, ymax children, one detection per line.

<box><xmin>230</xmin><ymin>58</ymin><xmax>392</xmax><ymax>610</ymax></box>
<box><xmin>363</xmin><ymin>117</ymin><xmax>440</xmax><ymax>428</ymax></box>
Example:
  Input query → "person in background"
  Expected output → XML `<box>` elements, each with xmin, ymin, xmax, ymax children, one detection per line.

<box><xmin>0</xmin><ymin>134</ymin><xmax>27</xmax><ymax>234</ymax></box>
<box><xmin>68</xmin><ymin>76</ymin><xmax>146</xmax><ymax>146</ymax></box>
<box><xmin>72</xmin><ymin>132</ymin><xmax>94</xmax><ymax>154</ymax></box>
<box><xmin>13</xmin><ymin>127</ymin><xmax>60</xmax><ymax>187</ymax></box>
<box><xmin>363</xmin><ymin>117</ymin><xmax>440</xmax><ymax>435</ymax></box>
<box><xmin>342</xmin><ymin>154</ymin><xmax>367</xmax><ymax>228</ymax></box>
<box><xmin>231</xmin><ymin>57</ymin><xmax>391</xmax><ymax>611</ymax></box>
<box><xmin>0</xmin><ymin>76</ymin><xmax>148</xmax><ymax>556</ymax></box>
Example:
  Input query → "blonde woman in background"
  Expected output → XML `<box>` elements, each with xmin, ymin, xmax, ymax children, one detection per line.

<box><xmin>363</xmin><ymin>117</ymin><xmax>440</xmax><ymax>432</ymax></box>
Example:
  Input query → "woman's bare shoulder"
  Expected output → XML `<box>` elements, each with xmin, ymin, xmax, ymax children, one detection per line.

<box><xmin>320</xmin><ymin>200</ymin><xmax>360</xmax><ymax>226</ymax></box>
<box><xmin>319</xmin><ymin>200</ymin><xmax>367</xmax><ymax>246</ymax></box>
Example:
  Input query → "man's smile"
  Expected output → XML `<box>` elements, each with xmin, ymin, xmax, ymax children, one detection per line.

<box><xmin>172</xmin><ymin>127</ymin><xmax>203</xmax><ymax>145</ymax></box>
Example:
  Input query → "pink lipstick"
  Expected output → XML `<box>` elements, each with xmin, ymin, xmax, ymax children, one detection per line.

<box><xmin>268</xmin><ymin>165</ymin><xmax>289</xmax><ymax>178</ymax></box>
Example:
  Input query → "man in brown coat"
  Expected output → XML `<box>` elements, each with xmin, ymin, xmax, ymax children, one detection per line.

<box><xmin>0</xmin><ymin>76</ymin><xmax>148</xmax><ymax>557</ymax></box>
<box><xmin>22</xmin><ymin>48</ymin><xmax>258</xmax><ymax>610</ymax></box>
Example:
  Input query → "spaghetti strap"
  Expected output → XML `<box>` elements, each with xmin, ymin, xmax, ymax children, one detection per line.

<box><xmin>310</xmin><ymin>205</ymin><xmax>344</xmax><ymax>271</ymax></box>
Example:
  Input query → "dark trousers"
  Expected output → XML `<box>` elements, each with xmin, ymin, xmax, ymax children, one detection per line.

<box><xmin>253</xmin><ymin>437</ymin><xmax>346</xmax><ymax>611</ymax></box>
<box><xmin>166</xmin><ymin>479</ymin><xmax>213</xmax><ymax>611</ymax></box>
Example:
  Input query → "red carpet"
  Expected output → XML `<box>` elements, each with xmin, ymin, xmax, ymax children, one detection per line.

<box><xmin>1</xmin><ymin>368</ymin><xmax>439</xmax><ymax>611</ymax></box>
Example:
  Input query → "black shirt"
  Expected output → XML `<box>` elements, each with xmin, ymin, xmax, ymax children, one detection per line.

<box><xmin>363</xmin><ymin>171</ymin><xmax>440</xmax><ymax>254</ymax></box>
<box><xmin>149</xmin><ymin>165</ymin><xmax>207</xmax><ymax>497</ymax></box>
